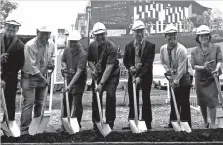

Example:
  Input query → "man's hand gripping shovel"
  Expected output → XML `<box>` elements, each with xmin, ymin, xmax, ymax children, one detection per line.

<box><xmin>1</xmin><ymin>84</ymin><xmax>20</xmax><ymax>137</ymax></box>
<box><xmin>164</xmin><ymin>72</ymin><xmax>191</xmax><ymax>133</ymax></box>
<box><xmin>129</xmin><ymin>71</ymin><xmax>147</xmax><ymax>133</ymax></box>
<box><xmin>29</xmin><ymin>68</ymin><xmax>54</xmax><ymax>135</ymax></box>
<box><xmin>92</xmin><ymin>73</ymin><xmax>111</xmax><ymax>137</ymax></box>
<box><xmin>61</xmin><ymin>69</ymin><xmax>80</xmax><ymax>134</ymax></box>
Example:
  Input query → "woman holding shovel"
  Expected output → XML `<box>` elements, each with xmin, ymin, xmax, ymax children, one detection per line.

<box><xmin>59</xmin><ymin>30</ymin><xmax>87</xmax><ymax>132</ymax></box>
<box><xmin>191</xmin><ymin>25</ymin><xmax>222</xmax><ymax>129</ymax></box>
<box><xmin>160</xmin><ymin>23</ymin><xmax>192</xmax><ymax>129</ymax></box>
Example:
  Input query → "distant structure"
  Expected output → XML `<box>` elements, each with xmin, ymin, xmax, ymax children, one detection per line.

<box><xmin>75</xmin><ymin>0</ymin><xmax>210</xmax><ymax>36</ymax></box>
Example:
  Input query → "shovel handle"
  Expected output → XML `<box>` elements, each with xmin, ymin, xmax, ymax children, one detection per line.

<box><xmin>170</xmin><ymin>87</ymin><xmax>181</xmax><ymax>122</ymax></box>
<box><xmin>94</xmin><ymin>81</ymin><xmax>104</xmax><ymax>124</ymax></box>
<box><xmin>132</xmin><ymin>77</ymin><xmax>139</xmax><ymax>122</ymax></box>
<box><xmin>64</xmin><ymin>77</ymin><xmax>71</xmax><ymax>118</ymax></box>
<box><xmin>40</xmin><ymin>73</ymin><xmax>50</xmax><ymax>116</ymax></box>
<box><xmin>1</xmin><ymin>87</ymin><xmax>9</xmax><ymax>123</ymax></box>
<box><xmin>213</xmin><ymin>74</ymin><xmax>223</xmax><ymax>108</ymax></box>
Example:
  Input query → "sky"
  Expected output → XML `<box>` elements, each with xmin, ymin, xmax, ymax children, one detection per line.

<box><xmin>7</xmin><ymin>0</ymin><xmax>223</xmax><ymax>35</ymax></box>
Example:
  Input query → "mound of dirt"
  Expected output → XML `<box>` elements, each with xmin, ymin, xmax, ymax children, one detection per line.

<box><xmin>2</xmin><ymin>129</ymin><xmax>223</xmax><ymax>143</ymax></box>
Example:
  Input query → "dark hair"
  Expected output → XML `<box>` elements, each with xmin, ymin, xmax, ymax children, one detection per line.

<box><xmin>195</xmin><ymin>34</ymin><xmax>212</xmax><ymax>44</ymax></box>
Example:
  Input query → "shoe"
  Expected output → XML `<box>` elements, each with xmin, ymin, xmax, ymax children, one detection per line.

<box><xmin>164</xmin><ymin>124</ymin><xmax>173</xmax><ymax>128</ymax></box>
<box><xmin>204</xmin><ymin>123</ymin><xmax>210</xmax><ymax>129</ymax></box>
<box><xmin>56</xmin><ymin>127</ymin><xmax>66</xmax><ymax>133</ymax></box>
<box><xmin>21</xmin><ymin>130</ymin><xmax>29</xmax><ymax>135</ymax></box>
<box><xmin>146</xmin><ymin>123</ymin><xmax>152</xmax><ymax>130</ymax></box>
<box><xmin>122</xmin><ymin>124</ymin><xmax>130</xmax><ymax>130</ymax></box>
<box><xmin>107</xmin><ymin>121</ymin><xmax>114</xmax><ymax>130</ymax></box>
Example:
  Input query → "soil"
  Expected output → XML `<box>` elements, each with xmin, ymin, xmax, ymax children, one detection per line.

<box><xmin>1</xmin><ymin>129</ymin><xmax>223</xmax><ymax>143</ymax></box>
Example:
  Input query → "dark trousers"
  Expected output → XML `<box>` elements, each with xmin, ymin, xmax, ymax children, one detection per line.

<box><xmin>169</xmin><ymin>85</ymin><xmax>192</xmax><ymax>127</ymax></box>
<box><xmin>128</xmin><ymin>75</ymin><xmax>152</xmax><ymax>127</ymax></box>
<box><xmin>62</xmin><ymin>91</ymin><xmax>84</xmax><ymax>127</ymax></box>
<box><xmin>92</xmin><ymin>76</ymin><xmax>119</xmax><ymax>127</ymax></box>
<box><xmin>2</xmin><ymin>75</ymin><xmax>18</xmax><ymax>121</ymax></box>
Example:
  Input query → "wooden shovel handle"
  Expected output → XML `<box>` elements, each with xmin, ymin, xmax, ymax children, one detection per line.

<box><xmin>94</xmin><ymin>81</ymin><xmax>104</xmax><ymax>124</ymax></box>
<box><xmin>170</xmin><ymin>87</ymin><xmax>181</xmax><ymax>122</ymax></box>
<box><xmin>64</xmin><ymin>77</ymin><xmax>71</xmax><ymax>118</ymax></box>
<box><xmin>1</xmin><ymin>87</ymin><xmax>9</xmax><ymax>123</ymax></box>
<box><xmin>132</xmin><ymin>77</ymin><xmax>139</xmax><ymax>122</ymax></box>
<box><xmin>213</xmin><ymin>74</ymin><xmax>223</xmax><ymax>108</ymax></box>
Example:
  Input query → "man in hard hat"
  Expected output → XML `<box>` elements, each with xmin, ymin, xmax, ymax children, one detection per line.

<box><xmin>20</xmin><ymin>25</ymin><xmax>55</xmax><ymax>135</ymax></box>
<box><xmin>0</xmin><ymin>18</ymin><xmax>24</xmax><ymax>136</ymax></box>
<box><xmin>58</xmin><ymin>30</ymin><xmax>87</xmax><ymax>131</ymax></box>
<box><xmin>160</xmin><ymin>23</ymin><xmax>192</xmax><ymax>128</ymax></box>
<box><xmin>123</xmin><ymin>20</ymin><xmax>155</xmax><ymax>130</ymax></box>
<box><xmin>88</xmin><ymin>22</ymin><xmax>120</xmax><ymax>130</ymax></box>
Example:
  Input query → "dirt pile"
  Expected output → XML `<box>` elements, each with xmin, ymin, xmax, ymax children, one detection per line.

<box><xmin>2</xmin><ymin>129</ymin><xmax>223</xmax><ymax>143</ymax></box>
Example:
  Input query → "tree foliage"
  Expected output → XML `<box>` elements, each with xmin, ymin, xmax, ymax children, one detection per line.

<box><xmin>196</xmin><ymin>8</ymin><xmax>223</xmax><ymax>31</ymax></box>
<box><xmin>0</xmin><ymin>0</ymin><xmax>18</xmax><ymax>29</ymax></box>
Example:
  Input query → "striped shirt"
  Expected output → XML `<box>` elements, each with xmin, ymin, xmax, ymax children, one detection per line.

<box><xmin>22</xmin><ymin>37</ymin><xmax>55</xmax><ymax>75</ymax></box>
<box><xmin>160</xmin><ymin>42</ymin><xmax>188</xmax><ymax>84</ymax></box>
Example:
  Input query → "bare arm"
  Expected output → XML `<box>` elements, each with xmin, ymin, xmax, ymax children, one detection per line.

<box><xmin>68</xmin><ymin>68</ymin><xmax>83</xmax><ymax>86</ymax></box>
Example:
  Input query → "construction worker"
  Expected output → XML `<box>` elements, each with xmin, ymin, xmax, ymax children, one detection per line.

<box><xmin>160</xmin><ymin>23</ymin><xmax>192</xmax><ymax>128</ymax></box>
<box><xmin>20</xmin><ymin>25</ymin><xmax>55</xmax><ymax>135</ymax></box>
<box><xmin>0</xmin><ymin>18</ymin><xmax>24</xmax><ymax>135</ymax></box>
<box><xmin>59</xmin><ymin>30</ymin><xmax>87</xmax><ymax>130</ymax></box>
<box><xmin>88</xmin><ymin>22</ymin><xmax>120</xmax><ymax>130</ymax></box>
<box><xmin>123</xmin><ymin>20</ymin><xmax>155</xmax><ymax>130</ymax></box>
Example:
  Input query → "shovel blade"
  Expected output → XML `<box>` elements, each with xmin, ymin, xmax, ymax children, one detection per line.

<box><xmin>1</xmin><ymin>121</ymin><xmax>20</xmax><ymax>137</ymax></box>
<box><xmin>36</xmin><ymin>116</ymin><xmax>50</xmax><ymax>134</ymax></box>
<box><xmin>129</xmin><ymin>120</ymin><xmax>140</xmax><ymax>133</ymax></box>
<box><xmin>1</xmin><ymin>122</ymin><xmax>11</xmax><ymax>137</ymax></box>
<box><xmin>171</xmin><ymin>121</ymin><xmax>182</xmax><ymax>132</ymax></box>
<box><xmin>180</xmin><ymin>121</ymin><xmax>192</xmax><ymax>133</ymax></box>
<box><xmin>29</xmin><ymin>117</ymin><xmax>42</xmax><ymax>135</ymax></box>
<box><xmin>61</xmin><ymin>118</ymin><xmax>75</xmax><ymax>134</ymax></box>
<box><xmin>96</xmin><ymin>122</ymin><xmax>111</xmax><ymax>137</ymax></box>
<box><xmin>217</xmin><ymin>117</ymin><xmax>223</xmax><ymax>128</ymax></box>
<box><xmin>69</xmin><ymin>118</ymin><xmax>80</xmax><ymax>133</ymax></box>
<box><xmin>129</xmin><ymin>120</ymin><xmax>147</xmax><ymax>133</ymax></box>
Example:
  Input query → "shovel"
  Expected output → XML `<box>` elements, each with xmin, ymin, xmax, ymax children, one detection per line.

<box><xmin>29</xmin><ymin>71</ymin><xmax>53</xmax><ymax>135</ymax></box>
<box><xmin>164</xmin><ymin>73</ymin><xmax>191</xmax><ymax>133</ymax></box>
<box><xmin>129</xmin><ymin>77</ymin><xmax>147</xmax><ymax>133</ymax></box>
<box><xmin>170</xmin><ymin>87</ymin><xmax>191</xmax><ymax>133</ymax></box>
<box><xmin>94</xmin><ymin>81</ymin><xmax>111</xmax><ymax>137</ymax></box>
<box><xmin>213</xmin><ymin>73</ymin><xmax>223</xmax><ymax>128</ymax></box>
<box><xmin>1</xmin><ymin>86</ymin><xmax>20</xmax><ymax>137</ymax></box>
<box><xmin>61</xmin><ymin>76</ymin><xmax>80</xmax><ymax>134</ymax></box>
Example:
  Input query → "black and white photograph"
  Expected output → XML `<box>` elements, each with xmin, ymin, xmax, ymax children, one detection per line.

<box><xmin>1</xmin><ymin>0</ymin><xmax>223</xmax><ymax>144</ymax></box>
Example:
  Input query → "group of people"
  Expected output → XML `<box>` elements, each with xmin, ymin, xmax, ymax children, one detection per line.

<box><xmin>0</xmin><ymin>17</ymin><xmax>222</xmax><ymax>136</ymax></box>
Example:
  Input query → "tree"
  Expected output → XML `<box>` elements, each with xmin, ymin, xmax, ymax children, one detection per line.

<box><xmin>0</xmin><ymin>0</ymin><xmax>18</xmax><ymax>29</ymax></box>
<box><xmin>196</xmin><ymin>9</ymin><xmax>212</xmax><ymax>27</ymax></box>
<box><xmin>211</xmin><ymin>8</ymin><xmax>223</xmax><ymax>31</ymax></box>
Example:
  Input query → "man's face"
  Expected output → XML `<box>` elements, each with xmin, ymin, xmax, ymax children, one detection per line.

<box><xmin>68</xmin><ymin>40</ymin><xmax>79</xmax><ymax>48</ymax></box>
<box><xmin>199</xmin><ymin>34</ymin><xmax>210</xmax><ymax>44</ymax></box>
<box><xmin>4</xmin><ymin>24</ymin><xmax>19</xmax><ymax>37</ymax></box>
<box><xmin>165</xmin><ymin>32</ymin><xmax>177</xmax><ymax>45</ymax></box>
<box><xmin>37</xmin><ymin>31</ymin><xmax>51</xmax><ymax>45</ymax></box>
<box><xmin>133</xmin><ymin>29</ymin><xmax>144</xmax><ymax>42</ymax></box>
<box><xmin>94</xmin><ymin>32</ymin><xmax>107</xmax><ymax>46</ymax></box>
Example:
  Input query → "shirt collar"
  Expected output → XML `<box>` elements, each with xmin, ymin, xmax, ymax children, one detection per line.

<box><xmin>134</xmin><ymin>39</ymin><xmax>144</xmax><ymax>47</ymax></box>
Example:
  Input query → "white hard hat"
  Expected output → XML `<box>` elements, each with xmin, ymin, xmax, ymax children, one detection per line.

<box><xmin>132</xmin><ymin>20</ymin><xmax>146</xmax><ymax>31</ymax></box>
<box><xmin>5</xmin><ymin>16</ymin><xmax>21</xmax><ymax>26</ymax></box>
<box><xmin>37</xmin><ymin>25</ymin><xmax>51</xmax><ymax>32</ymax></box>
<box><xmin>164</xmin><ymin>23</ymin><xmax>178</xmax><ymax>34</ymax></box>
<box><xmin>92</xmin><ymin>22</ymin><xmax>107</xmax><ymax>35</ymax></box>
<box><xmin>196</xmin><ymin>25</ymin><xmax>211</xmax><ymax>35</ymax></box>
<box><xmin>67</xmin><ymin>30</ymin><xmax>81</xmax><ymax>41</ymax></box>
